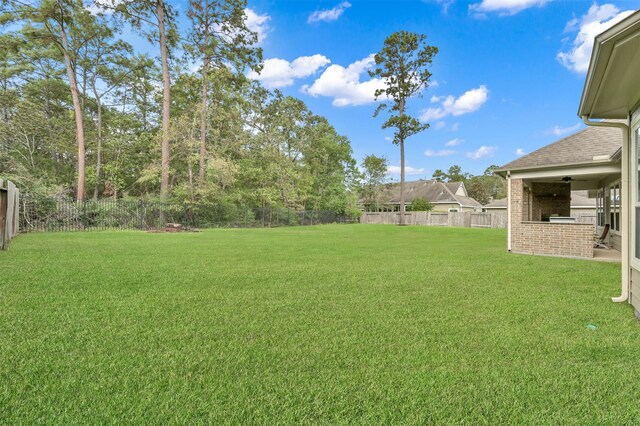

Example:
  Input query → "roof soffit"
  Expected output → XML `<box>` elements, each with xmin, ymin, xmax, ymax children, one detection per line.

<box><xmin>579</xmin><ymin>10</ymin><xmax>640</xmax><ymax>119</ymax></box>
<box><xmin>590</xmin><ymin>32</ymin><xmax>640</xmax><ymax>117</ymax></box>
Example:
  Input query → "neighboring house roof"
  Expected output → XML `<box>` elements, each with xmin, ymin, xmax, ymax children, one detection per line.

<box><xmin>484</xmin><ymin>190</ymin><xmax>596</xmax><ymax>209</ymax></box>
<box><xmin>445</xmin><ymin>182</ymin><xmax>465</xmax><ymax>196</ymax></box>
<box><xmin>495</xmin><ymin>125</ymin><xmax>622</xmax><ymax>174</ymax></box>
<box><xmin>570</xmin><ymin>190</ymin><xmax>597</xmax><ymax>208</ymax></box>
<box><xmin>483</xmin><ymin>198</ymin><xmax>507</xmax><ymax>209</ymax></box>
<box><xmin>377</xmin><ymin>179</ymin><xmax>482</xmax><ymax>208</ymax></box>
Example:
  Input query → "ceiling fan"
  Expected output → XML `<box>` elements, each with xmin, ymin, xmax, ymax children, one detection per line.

<box><xmin>561</xmin><ymin>176</ymin><xmax>589</xmax><ymax>182</ymax></box>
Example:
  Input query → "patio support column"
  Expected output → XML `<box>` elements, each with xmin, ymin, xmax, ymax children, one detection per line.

<box><xmin>507</xmin><ymin>172</ymin><xmax>512</xmax><ymax>251</ymax></box>
<box><xmin>508</xmin><ymin>177</ymin><xmax>526</xmax><ymax>254</ymax></box>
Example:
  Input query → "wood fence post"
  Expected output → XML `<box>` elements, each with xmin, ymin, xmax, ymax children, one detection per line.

<box><xmin>0</xmin><ymin>185</ymin><xmax>6</xmax><ymax>250</ymax></box>
<box><xmin>1</xmin><ymin>180</ymin><xmax>19</xmax><ymax>250</ymax></box>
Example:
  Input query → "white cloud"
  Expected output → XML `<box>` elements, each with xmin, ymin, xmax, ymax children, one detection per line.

<box><xmin>469</xmin><ymin>0</ymin><xmax>549</xmax><ymax>16</ymax></box>
<box><xmin>547</xmin><ymin>122</ymin><xmax>581</xmax><ymax>136</ymax></box>
<box><xmin>445</xmin><ymin>138</ymin><xmax>463</xmax><ymax>147</ymax></box>
<box><xmin>467</xmin><ymin>145</ymin><xmax>496</xmax><ymax>160</ymax></box>
<box><xmin>440</xmin><ymin>0</ymin><xmax>455</xmax><ymax>14</ymax></box>
<box><xmin>387</xmin><ymin>165</ymin><xmax>426</xmax><ymax>175</ymax></box>
<box><xmin>302</xmin><ymin>54</ymin><xmax>386</xmax><ymax>106</ymax></box>
<box><xmin>434</xmin><ymin>121</ymin><xmax>446</xmax><ymax>129</ymax></box>
<box><xmin>248</xmin><ymin>54</ymin><xmax>330</xmax><ymax>88</ymax></box>
<box><xmin>308</xmin><ymin>1</ymin><xmax>351</xmax><ymax>23</ymax></box>
<box><xmin>557</xmin><ymin>4</ymin><xmax>635</xmax><ymax>73</ymax></box>
<box><xmin>424</xmin><ymin>149</ymin><xmax>456</xmax><ymax>157</ymax></box>
<box><xmin>384</xmin><ymin>136</ymin><xmax>393</xmax><ymax>142</ymax></box>
<box><xmin>245</xmin><ymin>8</ymin><xmax>271</xmax><ymax>45</ymax></box>
<box><xmin>420</xmin><ymin>85</ymin><xmax>489</xmax><ymax>121</ymax></box>
<box><xmin>424</xmin><ymin>0</ymin><xmax>456</xmax><ymax>14</ymax></box>
<box><xmin>85</xmin><ymin>0</ymin><xmax>124</xmax><ymax>15</ymax></box>
<box><xmin>451</xmin><ymin>123</ymin><xmax>460</xmax><ymax>132</ymax></box>
<box><xmin>516</xmin><ymin>148</ymin><xmax>526</xmax><ymax>155</ymax></box>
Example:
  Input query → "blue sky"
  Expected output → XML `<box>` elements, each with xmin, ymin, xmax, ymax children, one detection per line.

<box><xmin>237</xmin><ymin>0</ymin><xmax>640</xmax><ymax>179</ymax></box>
<box><xmin>114</xmin><ymin>0</ymin><xmax>640</xmax><ymax>179</ymax></box>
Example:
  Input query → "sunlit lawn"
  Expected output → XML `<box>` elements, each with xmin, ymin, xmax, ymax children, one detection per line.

<box><xmin>1</xmin><ymin>225</ymin><xmax>639</xmax><ymax>424</ymax></box>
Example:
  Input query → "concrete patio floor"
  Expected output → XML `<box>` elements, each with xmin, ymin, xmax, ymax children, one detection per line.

<box><xmin>593</xmin><ymin>247</ymin><xmax>622</xmax><ymax>263</ymax></box>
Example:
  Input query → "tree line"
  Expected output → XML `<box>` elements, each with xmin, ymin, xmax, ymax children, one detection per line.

<box><xmin>0</xmin><ymin>0</ymin><xmax>361</xmax><ymax>216</ymax></box>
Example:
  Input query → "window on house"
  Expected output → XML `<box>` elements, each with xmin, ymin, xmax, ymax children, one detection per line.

<box><xmin>597</xmin><ymin>188</ymin><xmax>605</xmax><ymax>227</ymax></box>
<box><xmin>610</xmin><ymin>183</ymin><xmax>620</xmax><ymax>232</ymax></box>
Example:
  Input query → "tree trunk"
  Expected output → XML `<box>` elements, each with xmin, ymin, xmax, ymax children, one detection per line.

<box><xmin>188</xmin><ymin>161</ymin><xmax>194</xmax><ymax>202</ymax></box>
<box><xmin>2</xmin><ymin>81</ymin><xmax>8</xmax><ymax>121</ymax></box>
<box><xmin>157</xmin><ymin>0</ymin><xmax>171</xmax><ymax>203</ymax></box>
<box><xmin>59</xmin><ymin>19</ymin><xmax>86</xmax><ymax>201</ymax></box>
<box><xmin>198</xmin><ymin>1</ymin><xmax>209</xmax><ymax>185</ymax></box>
<box><xmin>399</xmin><ymin>100</ymin><xmax>406</xmax><ymax>226</ymax></box>
<box><xmin>142</xmin><ymin>88</ymin><xmax>147</xmax><ymax>130</ymax></box>
<box><xmin>81</xmin><ymin>67</ymin><xmax>87</xmax><ymax>111</ymax></box>
<box><xmin>199</xmin><ymin>69</ymin><xmax>208</xmax><ymax>184</ymax></box>
<box><xmin>92</xmin><ymin>84</ymin><xmax>103</xmax><ymax>201</ymax></box>
<box><xmin>122</xmin><ymin>87</ymin><xmax>127</xmax><ymax>114</ymax></box>
<box><xmin>399</xmin><ymin>139</ymin><xmax>406</xmax><ymax>225</ymax></box>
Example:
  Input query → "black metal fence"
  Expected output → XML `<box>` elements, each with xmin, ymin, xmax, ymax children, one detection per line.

<box><xmin>19</xmin><ymin>195</ymin><xmax>359</xmax><ymax>232</ymax></box>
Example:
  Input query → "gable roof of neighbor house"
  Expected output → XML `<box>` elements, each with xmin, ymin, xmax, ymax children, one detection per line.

<box><xmin>379</xmin><ymin>179</ymin><xmax>482</xmax><ymax>208</ymax></box>
<box><xmin>495</xmin><ymin>124</ymin><xmax>622</xmax><ymax>174</ymax></box>
<box><xmin>484</xmin><ymin>190</ymin><xmax>596</xmax><ymax>209</ymax></box>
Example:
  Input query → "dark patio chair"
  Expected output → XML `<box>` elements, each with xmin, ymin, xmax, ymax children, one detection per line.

<box><xmin>594</xmin><ymin>224</ymin><xmax>610</xmax><ymax>249</ymax></box>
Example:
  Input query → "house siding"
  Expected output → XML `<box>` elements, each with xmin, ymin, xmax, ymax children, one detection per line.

<box><xmin>431</xmin><ymin>203</ymin><xmax>463</xmax><ymax>212</ymax></box>
<box><xmin>631</xmin><ymin>267</ymin><xmax>640</xmax><ymax>314</ymax></box>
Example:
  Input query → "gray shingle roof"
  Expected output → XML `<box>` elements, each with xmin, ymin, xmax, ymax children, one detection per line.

<box><xmin>444</xmin><ymin>182</ymin><xmax>462</xmax><ymax>195</ymax></box>
<box><xmin>483</xmin><ymin>198</ymin><xmax>507</xmax><ymax>208</ymax></box>
<box><xmin>381</xmin><ymin>179</ymin><xmax>482</xmax><ymax>207</ymax></box>
<box><xmin>496</xmin><ymin>124</ymin><xmax>622</xmax><ymax>172</ymax></box>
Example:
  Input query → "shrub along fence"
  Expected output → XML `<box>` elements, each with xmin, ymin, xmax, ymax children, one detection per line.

<box><xmin>0</xmin><ymin>180</ymin><xmax>20</xmax><ymax>249</ymax></box>
<box><xmin>19</xmin><ymin>195</ymin><xmax>359</xmax><ymax>232</ymax></box>
<box><xmin>360</xmin><ymin>211</ymin><xmax>509</xmax><ymax>229</ymax></box>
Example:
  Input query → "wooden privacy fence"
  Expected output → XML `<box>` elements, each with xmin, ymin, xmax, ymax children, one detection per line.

<box><xmin>0</xmin><ymin>180</ymin><xmax>20</xmax><ymax>250</ymax></box>
<box><xmin>360</xmin><ymin>211</ymin><xmax>508</xmax><ymax>229</ymax></box>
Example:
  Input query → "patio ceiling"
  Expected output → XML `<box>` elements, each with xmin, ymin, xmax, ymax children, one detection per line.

<box><xmin>512</xmin><ymin>162</ymin><xmax>620</xmax><ymax>191</ymax></box>
<box><xmin>522</xmin><ymin>172</ymin><xmax>617</xmax><ymax>191</ymax></box>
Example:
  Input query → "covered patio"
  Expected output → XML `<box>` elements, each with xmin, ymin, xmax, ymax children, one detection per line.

<box><xmin>594</xmin><ymin>246</ymin><xmax>621</xmax><ymax>263</ymax></box>
<box><xmin>497</xmin><ymin>125</ymin><xmax>622</xmax><ymax>259</ymax></box>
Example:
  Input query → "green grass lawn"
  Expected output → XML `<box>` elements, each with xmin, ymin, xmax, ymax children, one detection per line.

<box><xmin>1</xmin><ymin>225</ymin><xmax>639</xmax><ymax>424</ymax></box>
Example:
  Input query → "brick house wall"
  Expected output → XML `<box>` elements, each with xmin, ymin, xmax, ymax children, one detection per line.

<box><xmin>510</xmin><ymin>178</ymin><xmax>594</xmax><ymax>258</ymax></box>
